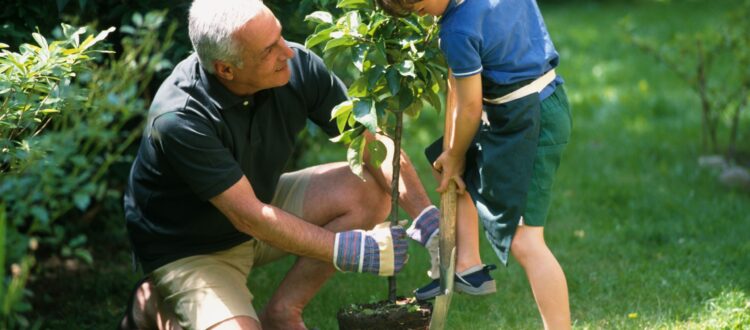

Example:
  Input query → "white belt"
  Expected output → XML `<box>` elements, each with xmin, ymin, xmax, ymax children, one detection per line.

<box><xmin>482</xmin><ymin>69</ymin><xmax>556</xmax><ymax>105</ymax></box>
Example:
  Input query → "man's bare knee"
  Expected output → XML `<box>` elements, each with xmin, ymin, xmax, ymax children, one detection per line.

<box><xmin>355</xmin><ymin>169</ymin><xmax>391</xmax><ymax>227</ymax></box>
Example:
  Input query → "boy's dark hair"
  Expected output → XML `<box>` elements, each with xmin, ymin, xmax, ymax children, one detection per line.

<box><xmin>374</xmin><ymin>0</ymin><xmax>418</xmax><ymax>17</ymax></box>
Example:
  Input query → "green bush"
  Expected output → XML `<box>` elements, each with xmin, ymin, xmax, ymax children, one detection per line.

<box><xmin>0</xmin><ymin>11</ymin><xmax>175</xmax><ymax>327</ymax></box>
<box><xmin>622</xmin><ymin>1</ymin><xmax>750</xmax><ymax>159</ymax></box>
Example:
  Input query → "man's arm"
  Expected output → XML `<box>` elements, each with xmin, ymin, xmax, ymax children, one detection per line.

<box><xmin>210</xmin><ymin>175</ymin><xmax>334</xmax><ymax>262</ymax></box>
<box><xmin>363</xmin><ymin>131</ymin><xmax>434</xmax><ymax>219</ymax></box>
<box><xmin>210</xmin><ymin>174</ymin><xmax>408</xmax><ymax>275</ymax></box>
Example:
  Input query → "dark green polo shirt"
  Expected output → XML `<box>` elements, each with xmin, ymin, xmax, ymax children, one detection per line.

<box><xmin>124</xmin><ymin>43</ymin><xmax>346</xmax><ymax>273</ymax></box>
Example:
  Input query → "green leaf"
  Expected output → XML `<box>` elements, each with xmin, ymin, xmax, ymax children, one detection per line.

<box><xmin>133</xmin><ymin>12</ymin><xmax>143</xmax><ymax>27</ymax></box>
<box><xmin>366</xmin><ymin>139</ymin><xmax>387</xmax><ymax>169</ymax></box>
<box><xmin>337</xmin><ymin>0</ymin><xmax>369</xmax><ymax>9</ymax></box>
<box><xmin>348</xmin><ymin>77</ymin><xmax>369</xmax><ymax>97</ymax></box>
<box><xmin>0</xmin><ymin>42</ymin><xmax>8</xmax><ymax>49</ymax></box>
<box><xmin>79</xmin><ymin>26</ymin><xmax>115</xmax><ymax>51</ymax></box>
<box><xmin>404</xmin><ymin>97</ymin><xmax>421</xmax><ymax>117</ymax></box>
<box><xmin>367</xmin><ymin>65</ymin><xmax>385</xmax><ymax>89</ymax></box>
<box><xmin>330</xmin><ymin>125</ymin><xmax>364</xmax><ymax>144</ymax></box>
<box><xmin>353</xmin><ymin>98</ymin><xmax>378</xmax><ymax>132</ymax></box>
<box><xmin>398</xmin><ymin>87</ymin><xmax>414</xmax><ymax>111</ymax></box>
<box><xmin>324</xmin><ymin>35</ymin><xmax>356</xmax><ymax>52</ymax></box>
<box><xmin>424</xmin><ymin>89</ymin><xmax>442</xmax><ymax>113</ymax></box>
<box><xmin>368</xmin><ymin>14</ymin><xmax>388</xmax><ymax>36</ymax></box>
<box><xmin>347</xmin><ymin>134</ymin><xmax>366</xmax><ymax>178</ymax></box>
<box><xmin>396</xmin><ymin>60</ymin><xmax>416</xmax><ymax>78</ymax></box>
<box><xmin>32</xmin><ymin>33</ymin><xmax>49</xmax><ymax>51</ymax></box>
<box><xmin>368</xmin><ymin>41</ymin><xmax>388</xmax><ymax>66</ymax></box>
<box><xmin>73</xmin><ymin>192</ymin><xmax>91</xmax><ymax>210</ymax></box>
<box><xmin>330</xmin><ymin>100</ymin><xmax>353</xmax><ymax>133</ymax></box>
<box><xmin>386</xmin><ymin>68</ymin><xmax>401</xmax><ymax>95</ymax></box>
<box><xmin>305</xmin><ymin>11</ymin><xmax>333</xmax><ymax>25</ymax></box>
<box><xmin>305</xmin><ymin>26</ymin><xmax>334</xmax><ymax>49</ymax></box>
<box><xmin>352</xmin><ymin>44</ymin><xmax>367</xmax><ymax>72</ymax></box>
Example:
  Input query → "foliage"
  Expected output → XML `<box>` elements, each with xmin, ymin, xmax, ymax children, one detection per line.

<box><xmin>305</xmin><ymin>0</ymin><xmax>446</xmax><ymax>302</ymax></box>
<box><xmin>622</xmin><ymin>1</ymin><xmax>750</xmax><ymax>159</ymax></box>
<box><xmin>0</xmin><ymin>12</ymin><xmax>175</xmax><ymax>327</ymax></box>
<box><xmin>304</xmin><ymin>0</ymin><xmax>446</xmax><ymax>178</ymax></box>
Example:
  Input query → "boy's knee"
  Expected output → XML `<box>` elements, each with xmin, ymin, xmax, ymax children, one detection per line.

<box><xmin>510</xmin><ymin>227</ymin><xmax>547</xmax><ymax>262</ymax></box>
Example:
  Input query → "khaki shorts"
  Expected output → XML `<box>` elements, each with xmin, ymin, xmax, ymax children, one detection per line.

<box><xmin>151</xmin><ymin>168</ymin><xmax>313</xmax><ymax>330</ymax></box>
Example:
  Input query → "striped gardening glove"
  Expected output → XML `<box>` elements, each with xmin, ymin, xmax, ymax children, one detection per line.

<box><xmin>406</xmin><ymin>205</ymin><xmax>441</xmax><ymax>279</ymax></box>
<box><xmin>333</xmin><ymin>222</ymin><xmax>408</xmax><ymax>276</ymax></box>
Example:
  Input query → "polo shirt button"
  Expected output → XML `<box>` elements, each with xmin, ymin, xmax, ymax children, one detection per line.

<box><xmin>243</xmin><ymin>101</ymin><xmax>249</xmax><ymax>106</ymax></box>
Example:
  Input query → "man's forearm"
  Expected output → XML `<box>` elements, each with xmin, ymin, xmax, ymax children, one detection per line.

<box><xmin>211</xmin><ymin>176</ymin><xmax>335</xmax><ymax>262</ymax></box>
<box><xmin>364</xmin><ymin>132</ymin><xmax>433</xmax><ymax>219</ymax></box>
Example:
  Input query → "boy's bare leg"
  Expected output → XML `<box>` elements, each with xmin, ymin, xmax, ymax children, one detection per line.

<box><xmin>511</xmin><ymin>225</ymin><xmax>570</xmax><ymax>330</ymax></box>
<box><xmin>432</xmin><ymin>168</ymin><xmax>483</xmax><ymax>273</ymax></box>
<box><xmin>455</xmin><ymin>192</ymin><xmax>482</xmax><ymax>273</ymax></box>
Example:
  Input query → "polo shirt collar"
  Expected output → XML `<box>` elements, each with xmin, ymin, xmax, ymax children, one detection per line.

<box><xmin>197</xmin><ymin>62</ymin><xmax>254</xmax><ymax>110</ymax></box>
<box><xmin>440</xmin><ymin>0</ymin><xmax>463</xmax><ymax>22</ymax></box>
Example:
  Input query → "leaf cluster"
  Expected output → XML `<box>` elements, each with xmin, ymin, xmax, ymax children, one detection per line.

<box><xmin>304</xmin><ymin>0</ymin><xmax>447</xmax><ymax>176</ymax></box>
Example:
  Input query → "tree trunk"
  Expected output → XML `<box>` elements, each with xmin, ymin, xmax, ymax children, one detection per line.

<box><xmin>388</xmin><ymin>110</ymin><xmax>404</xmax><ymax>302</ymax></box>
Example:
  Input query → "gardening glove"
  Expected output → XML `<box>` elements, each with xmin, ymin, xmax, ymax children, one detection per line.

<box><xmin>406</xmin><ymin>205</ymin><xmax>441</xmax><ymax>279</ymax></box>
<box><xmin>333</xmin><ymin>222</ymin><xmax>408</xmax><ymax>276</ymax></box>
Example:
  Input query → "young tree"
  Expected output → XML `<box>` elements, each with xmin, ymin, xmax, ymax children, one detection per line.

<box><xmin>304</xmin><ymin>0</ymin><xmax>446</xmax><ymax>301</ymax></box>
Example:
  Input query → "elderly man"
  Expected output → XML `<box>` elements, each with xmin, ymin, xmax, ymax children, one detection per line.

<box><xmin>118</xmin><ymin>0</ymin><xmax>437</xmax><ymax>329</ymax></box>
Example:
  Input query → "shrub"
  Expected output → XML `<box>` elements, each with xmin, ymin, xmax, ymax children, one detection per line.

<box><xmin>0</xmin><ymin>11</ymin><xmax>175</xmax><ymax>327</ymax></box>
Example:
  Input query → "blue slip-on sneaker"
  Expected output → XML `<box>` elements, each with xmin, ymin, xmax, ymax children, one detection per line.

<box><xmin>414</xmin><ymin>278</ymin><xmax>442</xmax><ymax>301</ymax></box>
<box><xmin>414</xmin><ymin>264</ymin><xmax>497</xmax><ymax>301</ymax></box>
<box><xmin>455</xmin><ymin>264</ymin><xmax>497</xmax><ymax>296</ymax></box>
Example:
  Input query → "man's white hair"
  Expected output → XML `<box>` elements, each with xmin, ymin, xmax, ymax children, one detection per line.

<box><xmin>189</xmin><ymin>0</ymin><xmax>267</xmax><ymax>73</ymax></box>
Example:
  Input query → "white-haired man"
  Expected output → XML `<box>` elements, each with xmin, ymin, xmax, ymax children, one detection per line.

<box><xmin>118</xmin><ymin>0</ymin><xmax>437</xmax><ymax>329</ymax></box>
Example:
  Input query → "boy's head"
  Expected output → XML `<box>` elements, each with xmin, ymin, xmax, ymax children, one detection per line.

<box><xmin>375</xmin><ymin>0</ymin><xmax>418</xmax><ymax>17</ymax></box>
<box><xmin>375</xmin><ymin>0</ymin><xmax>450</xmax><ymax>18</ymax></box>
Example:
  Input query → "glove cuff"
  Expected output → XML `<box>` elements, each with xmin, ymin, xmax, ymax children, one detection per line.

<box><xmin>407</xmin><ymin>205</ymin><xmax>440</xmax><ymax>246</ymax></box>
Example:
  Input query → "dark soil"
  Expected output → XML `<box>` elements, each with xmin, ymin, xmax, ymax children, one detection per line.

<box><xmin>337</xmin><ymin>297</ymin><xmax>432</xmax><ymax>330</ymax></box>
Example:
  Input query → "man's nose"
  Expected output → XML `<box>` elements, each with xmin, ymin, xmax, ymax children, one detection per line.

<box><xmin>280</xmin><ymin>38</ymin><xmax>294</xmax><ymax>59</ymax></box>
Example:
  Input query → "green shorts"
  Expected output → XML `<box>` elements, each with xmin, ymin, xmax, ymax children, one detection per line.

<box><xmin>425</xmin><ymin>86</ymin><xmax>571</xmax><ymax>264</ymax></box>
<box><xmin>524</xmin><ymin>86</ymin><xmax>572</xmax><ymax>226</ymax></box>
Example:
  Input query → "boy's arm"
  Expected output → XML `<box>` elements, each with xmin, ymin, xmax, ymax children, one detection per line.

<box><xmin>434</xmin><ymin>73</ymin><xmax>483</xmax><ymax>193</ymax></box>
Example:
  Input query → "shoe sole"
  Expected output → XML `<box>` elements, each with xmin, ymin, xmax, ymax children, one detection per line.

<box><xmin>456</xmin><ymin>279</ymin><xmax>496</xmax><ymax>295</ymax></box>
<box><xmin>415</xmin><ymin>280</ymin><xmax>496</xmax><ymax>301</ymax></box>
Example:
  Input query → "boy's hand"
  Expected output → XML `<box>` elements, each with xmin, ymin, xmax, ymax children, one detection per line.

<box><xmin>433</xmin><ymin>150</ymin><xmax>467</xmax><ymax>194</ymax></box>
<box><xmin>333</xmin><ymin>222</ymin><xmax>408</xmax><ymax>276</ymax></box>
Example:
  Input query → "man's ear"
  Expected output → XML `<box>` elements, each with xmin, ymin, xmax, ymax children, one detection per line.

<box><xmin>213</xmin><ymin>61</ymin><xmax>234</xmax><ymax>80</ymax></box>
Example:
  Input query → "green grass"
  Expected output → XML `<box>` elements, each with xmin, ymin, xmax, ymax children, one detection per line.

<box><xmin>39</xmin><ymin>1</ymin><xmax>750</xmax><ymax>329</ymax></box>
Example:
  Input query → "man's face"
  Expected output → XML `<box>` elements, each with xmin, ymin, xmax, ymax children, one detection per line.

<box><xmin>229</xmin><ymin>7</ymin><xmax>294</xmax><ymax>93</ymax></box>
<box><xmin>410</xmin><ymin>0</ymin><xmax>450</xmax><ymax>16</ymax></box>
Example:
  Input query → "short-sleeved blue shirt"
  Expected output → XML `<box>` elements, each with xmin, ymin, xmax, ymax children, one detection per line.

<box><xmin>439</xmin><ymin>0</ymin><xmax>562</xmax><ymax>99</ymax></box>
<box><xmin>124</xmin><ymin>42</ymin><xmax>347</xmax><ymax>273</ymax></box>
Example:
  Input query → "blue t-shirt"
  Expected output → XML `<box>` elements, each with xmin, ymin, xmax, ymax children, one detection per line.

<box><xmin>439</xmin><ymin>0</ymin><xmax>562</xmax><ymax>99</ymax></box>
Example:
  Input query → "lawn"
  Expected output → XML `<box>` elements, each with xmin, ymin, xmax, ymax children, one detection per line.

<box><xmin>41</xmin><ymin>1</ymin><xmax>750</xmax><ymax>329</ymax></box>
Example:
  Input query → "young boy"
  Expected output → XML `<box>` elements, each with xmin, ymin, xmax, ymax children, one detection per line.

<box><xmin>378</xmin><ymin>0</ymin><xmax>573</xmax><ymax>328</ymax></box>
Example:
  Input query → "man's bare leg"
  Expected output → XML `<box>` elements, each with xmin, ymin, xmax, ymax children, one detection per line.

<box><xmin>259</xmin><ymin>163</ymin><xmax>391</xmax><ymax>330</ymax></box>
<box><xmin>119</xmin><ymin>279</ymin><xmax>182</xmax><ymax>330</ymax></box>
